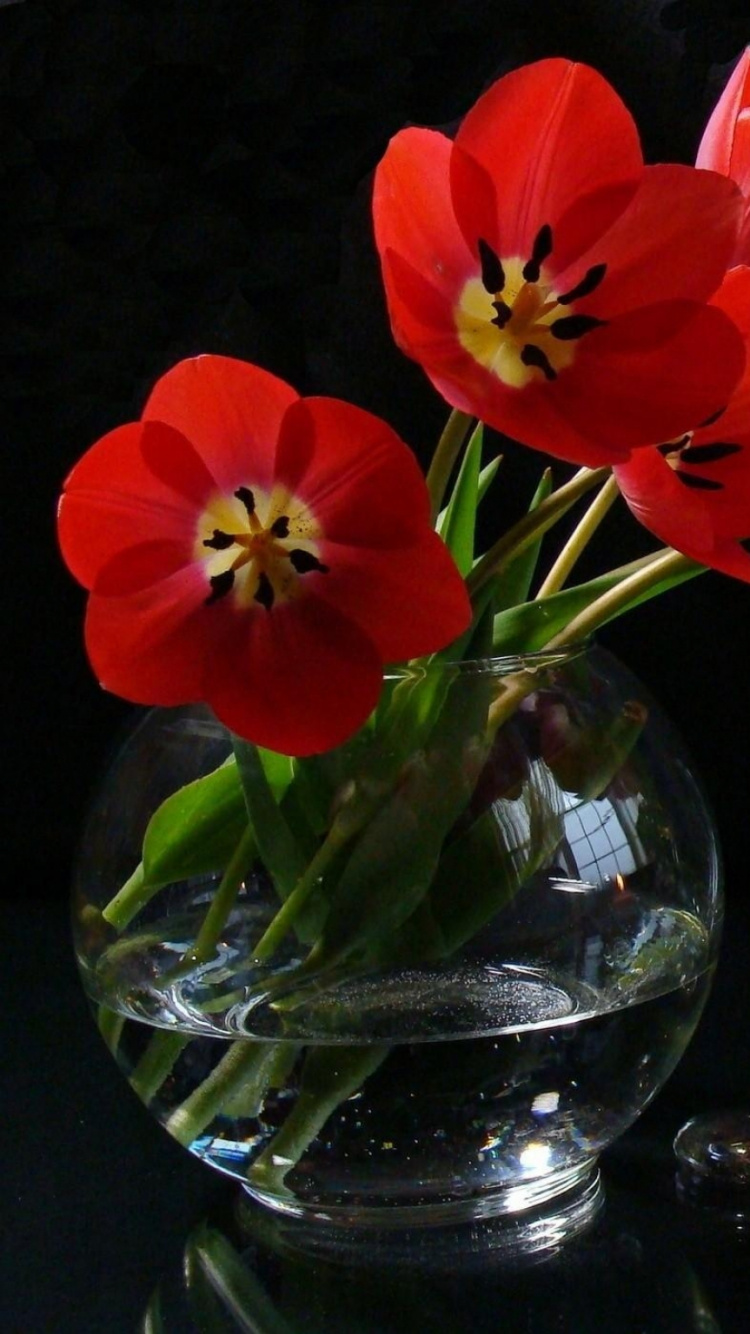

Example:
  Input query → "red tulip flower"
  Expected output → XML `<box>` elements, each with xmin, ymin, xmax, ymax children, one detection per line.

<box><xmin>614</xmin><ymin>267</ymin><xmax>750</xmax><ymax>582</ymax></box>
<box><xmin>373</xmin><ymin>59</ymin><xmax>745</xmax><ymax>467</ymax></box>
<box><xmin>697</xmin><ymin>48</ymin><xmax>750</xmax><ymax>264</ymax></box>
<box><xmin>58</xmin><ymin>356</ymin><xmax>472</xmax><ymax>755</ymax></box>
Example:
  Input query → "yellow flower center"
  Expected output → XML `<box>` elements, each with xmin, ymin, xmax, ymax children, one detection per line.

<box><xmin>455</xmin><ymin>229</ymin><xmax>607</xmax><ymax>389</ymax></box>
<box><xmin>195</xmin><ymin>483</ymin><xmax>327</xmax><ymax>610</ymax></box>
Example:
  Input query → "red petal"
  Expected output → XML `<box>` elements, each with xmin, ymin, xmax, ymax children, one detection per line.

<box><xmin>697</xmin><ymin>49</ymin><xmax>750</xmax><ymax>189</ymax></box>
<box><xmin>550</xmin><ymin>300</ymin><xmax>746</xmax><ymax>454</ymax></box>
<box><xmin>615</xmin><ymin>447</ymin><xmax>750</xmax><ymax>583</ymax></box>
<box><xmin>58</xmin><ymin>421</ymin><xmax>201</xmax><ymax>591</ymax></box>
<box><xmin>206</xmin><ymin>597</ymin><xmax>383</xmax><ymax>756</ymax></box>
<box><xmin>319</xmin><ymin>529</ymin><xmax>471</xmax><ymax>660</ymax></box>
<box><xmin>563</xmin><ymin>165</ymin><xmax>742</xmax><ymax>318</ymax></box>
<box><xmin>277</xmin><ymin>397</ymin><xmax>432</xmax><ymax>545</ymax></box>
<box><xmin>373</xmin><ymin>128</ymin><xmax>475</xmax><ymax>307</ymax></box>
<box><xmin>84</xmin><ymin>565</ymin><xmax>213</xmax><ymax>705</ymax></box>
<box><xmin>142</xmin><ymin>355</ymin><xmax>298</xmax><ymax>494</ymax></box>
<box><xmin>452</xmin><ymin>59</ymin><xmax>643</xmax><ymax>265</ymax></box>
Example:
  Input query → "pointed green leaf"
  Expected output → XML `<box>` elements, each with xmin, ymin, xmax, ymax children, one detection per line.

<box><xmin>232</xmin><ymin>739</ymin><xmax>305</xmax><ymax>900</ymax></box>
<box><xmin>437</xmin><ymin>423</ymin><xmax>484</xmax><ymax>576</ymax></box>
<box><xmin>141</xmin><ymin>759</ymin><xmax>249</xmax><ymax>889</ymax></box>
<box><xmin>492</xmin><ymin>556</ymin><xmax>701</xmax><ymax>654</ymax></box>
<box><xmin>490</xmin><ymin>468</ymin><xmax>553</xmax><ymax>611</ymax></box>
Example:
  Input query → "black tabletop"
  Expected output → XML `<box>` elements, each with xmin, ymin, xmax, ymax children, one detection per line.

<box><xmin>4</xmin><ymin>894</ymin><xmax>749</xmax><ymax>1333</ymax></box>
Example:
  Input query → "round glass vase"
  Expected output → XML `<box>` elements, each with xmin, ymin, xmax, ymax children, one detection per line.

<box><xmin>73</xmin><ymin>644</ymin><xmax>722</xmax><ymax>1228</ymax></box>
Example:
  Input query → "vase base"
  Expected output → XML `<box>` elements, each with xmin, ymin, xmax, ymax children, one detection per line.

<box><xmin>240</xmin><ymin>1160</ymin><xmax>603</xmax><ymax>1251</ymax></box>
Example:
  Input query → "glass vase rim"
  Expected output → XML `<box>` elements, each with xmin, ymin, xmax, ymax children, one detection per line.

<box><xmin>385</xmin><ymin>640</ymin><xmax>590</xmax><ymax>681</ymax></box>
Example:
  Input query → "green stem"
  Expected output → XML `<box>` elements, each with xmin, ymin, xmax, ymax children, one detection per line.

<box><xmin>249</xmin><ymin>1045</ymin><xmax>389</xmax><ymax>1195</ymax></box>
<box><xmin>130</xmin><ymin>1030</ymin><xmax>189</xmax><ymax>1104</ymax></box>
<box><xmin>544</xmin><ymin>548</ymin><xmax>703</xmax><ymax>648</ymax></box>
<box><xmin>426</xmin><ymin>408</ymin><xmax>474</xmax><ymax>524</ymax></box>
<box><xmin>467</xmin><ymin>466</ymin><xmax>610</xmax><ymax>598</ymax></box>
<box><xmin>101</xmin><ymin>863</ymin><xmax>158</xmax><ymax>931</ymax></box>
<box><xmin>97</xmin><ymin>1003</ymin><xmax>125</xmax><ymax>1055</ymax></box>
<box><xmin>183</xmin><ymin>824</ymin><xmax>257</xmax><ymax>967</ymax></box>
<box><xmin>166</xmin><ymin>1040</ymin><xmax>278</xmax><ymax>1147</ymax></box>
<box><xmin>251</xmin><ymin>824</ymin><xmax>349</xmax><ymax>962</ymax></box>
<box><xmin>536</xmin><ymin>473</ymin><xmax>619</xmax><ymax>598</ymax></box>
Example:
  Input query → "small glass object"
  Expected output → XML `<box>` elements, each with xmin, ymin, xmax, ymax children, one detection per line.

<box><xmin>674</xmin><ymin>1110</ymin><xmax>750</xmax><ymax>1219</ymax></box>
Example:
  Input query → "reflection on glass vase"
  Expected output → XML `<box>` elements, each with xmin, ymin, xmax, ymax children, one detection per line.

<box><xmin>73</xmin><ymin>644</ymin><xmax>722</xmax><ymax>1229</ymax></box>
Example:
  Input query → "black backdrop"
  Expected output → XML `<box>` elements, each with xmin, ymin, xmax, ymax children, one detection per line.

<box><xmin>6</xmin><ymin>1</ymin><xmax>750</xmax><ymax>1329</ymax></box>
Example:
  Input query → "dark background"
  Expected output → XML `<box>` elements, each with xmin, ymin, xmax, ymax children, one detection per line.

<box><xmin>5</xmin><ymin>1</ymin><xmax>750</xmax><ymax>1329</ymax></box>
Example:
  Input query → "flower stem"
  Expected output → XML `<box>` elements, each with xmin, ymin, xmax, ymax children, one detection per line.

<box><xmin>166</xmin><ymin>1040</ymin><xmax>278</xmax><ymax>1147</ymax></box>
<box><xmin>536</xmin><ymin>474</ymin><xmax>619</xmax><ymax>598</ymax></box>
<box><xmin>544</xmin><ymin>548</ymin><xmax>702</xmax><ymax>649</ymax></box>
<box><xmin>426</xmin><ymin>408</ymin><xmax>474</xmax><ymax>524</ymax></box>
<box><xmin>130</xmin><ymin>1030</ymin><xmax>189</xmax><ymax>1104</ymax></box>
<box><xmin>467</xmin><ymin>466</ymin><xmax>610</xmax><ymax>598</ymax></box>
<box><xmin>251</xmin><ymin>825</ymin><xmax>348</xmax><ymax>962</ymax></box>
<box><xmin>183</xmin><ymin>824</ymin><xmax>257</xmax><ymax>967</ymax></box>
<box><xmin>101</xmin><ymin>862</ymin><xmax>156</xmax><ymax>931</ymax></box>
<box><xmin>249</xmin><ymin>1044</ymin><xmax>389</xmax><ymax>1195</ymax></box>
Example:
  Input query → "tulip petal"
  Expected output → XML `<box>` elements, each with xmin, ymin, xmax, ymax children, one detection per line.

<box><xmin>58</xmin><ymin>421</ymin><xmax>201</xmax><ymax>590</ymax></box>
<box><xmin>143</xmin><ymin>355</ymin><xmax>298</xmax><ymax>494</ymax></box>
<box><xmin>452</xmin><ymin>59</ymin><xmax>642</xmax><ymax>264</ymax></box>
<box><xmin>319</xmin><ymin>530</ymin><xmax>472</xmax><ymax>660</ymax></box>
<box><xmin>564</xmin><ymin>165</ymin><xmax>743</xmax><ymax>318</ymax></box>
<box><xmin>277</xmin><ymin>397</ymin><xmax>432</xmax><ymax>545</ymax></box>
<box><xmin>549</xmin><ymin>300</ymin><xmax>747</xmax><ymax>454</ymax></box>
<box><xmin>615</xmin><ymin>445</ymin><xmax>750</xmax><ymax>583</ymax></box>
<box><xmin>206</xmin><ymin>597</ymin><xmax>383</xmax><ymax>756</ymax></box>
<box><xmin>697</xmin><ymin>49</ymin><xmax>750</xmax><ymax>188</ymax></box>
<box><xmin>373</xmin><ymin>128</ymin><xmax>476</xmax><ymax>306</ymax></box>
<box><xmin>84</xmin><ymin>565</ymin><xmax>213</xmax><ymax>704</ymax></box>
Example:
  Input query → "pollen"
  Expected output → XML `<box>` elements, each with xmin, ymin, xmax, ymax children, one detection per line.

<box><xmin>456</xmin><ymin>229</ymin><xmax>606</xmax><ymax>389</ymax></box>
<box><xmin>195</xmin><ymin>483</ymin><xmax>327</xmax><ymax>609</ymax></box>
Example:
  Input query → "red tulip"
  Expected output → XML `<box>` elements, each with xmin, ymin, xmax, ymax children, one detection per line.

<box><xmin>58</xmin><ymin>356</ymin><xmax>471</xmax><ymax>754</ymax></box>
<box><xmin>614</xmin><ymin>267</ymin><xmax>750</xmax><ymax>582</ymax></box>
<box><xmin>373</xmin><ymin>59</ymin><xmax>745</xmax><ymax>467</ymax></box>
<box><xmin>697</xmin><ymin>49</ymin><xmax>750</xmax><ymax>263</ymax></box>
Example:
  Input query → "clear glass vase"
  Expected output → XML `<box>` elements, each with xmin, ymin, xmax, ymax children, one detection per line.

<box><xmin>73</xmin><ymin>645</ymin><xmax>722</xmax><ymax>1227</ymax></box>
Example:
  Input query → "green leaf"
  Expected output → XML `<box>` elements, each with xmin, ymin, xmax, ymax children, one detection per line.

<box><xmin>490</xmin><ymin>469</ymin><xmax>553</xmax><ymax>612</ymax></box>
<box><xmin>141</xmin><ymin>759</ymin><xmax>248</xmax><ymax>889</ymax></box>
<box><xmin>232</xmin><ymin>739</ymin><xmax>305</xmax><ymax>900</ymax></box>
<box><xmin>425</xmin><ymin>767</ymin><xmax>565</xmax><ymax>954</ymax></box>
<box><xmin>307</xmin><ymin>611</ymin><xmax>496</xmax><ymax>971</ymax></box>
<box><xmin>437</xmin><ymin>423</ymin><xmax>484</xmax><ymax>576</ymax></box>
<box><xmin>187</xmin><ymin>1224</ymin><xmax>299</xmax><ymax>1334</ymax></box>
<box><xmin>492</xmin><ymin>555</ymin><xmax>700</xmax><ymax>655</ymax></box>
<box><xmin>139</xmin><ymin>1287</ymin><xmax>166</xmax><ymax>1334</ymax></box>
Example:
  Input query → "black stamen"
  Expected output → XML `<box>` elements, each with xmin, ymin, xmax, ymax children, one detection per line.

<box><xmin>203</xmin><ymin>529</ymin><xmax>234</xmax><ymax>550</ymax></box>
<box><xmin>550</xmin><ymin>314</ymin><xmax>607</xmax><ymax>341</ymax></box>
<box><xmin>520</xmin><ymin>344</ymin><xmax>557</xmax><ymax>381</ymax></box>
<box><xmin>740</xmin><ymin>537</ymin><xmax>750</xmax><ymax>553</ymax></box>
<box><xmin>522</xmin><ymin>224</ymin><xmax>553</xmax><ymax>283</ymax></box>
<box><xmin>556</xmin><ymin>263</ymin><xmax>607</xmax><ymax>305</ymax></box>
<box><xmin>675</xmin><ymin>472</ymin><xmax>724</xmax><ymax>491</ymax></box>
<box><xmin>681</xmin><ymin>442</ymin><xmax>742</xmax><ymax>465</ymax></box>
<box><xmin>698</xmin><ymin>405</ymin><xmax>727</xmax><ymax>429</ymax></box>
<box><xmin>478</xmin><ymin>238</ymin><xmax>505</xmax><ymax>294</ymax></box>
<box><xmin>235</xmin><ymin>486</ymin><xmax>255</xmax><ymax>516</ymax></box>
<box><xmin>271</xmin><ymin>515</ymin><xmax>290</xmax><ymax>537</ymax></box>
<box><xmin>491</xmin><ymin>299</ymin><xmax>513</xmax><ymax>329</ymax></box>
<box><xmin>205</xmin><ymin>569</ymin><xmax>235</xmax><ymax>604</ymax></box>
<box><xmin>254</xmin><ymin>571</ymin><xmax>275</xmax><ymax>610</ymax></box>
<box><xmin>289</xmin><ymin>549</ymin><xmax>329</xmax><ymax>574</ymax></box>
<box><xmin>658</xmin><ymin>435</ymin><xmax>691</xmax><ymax>455</ymax></box>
